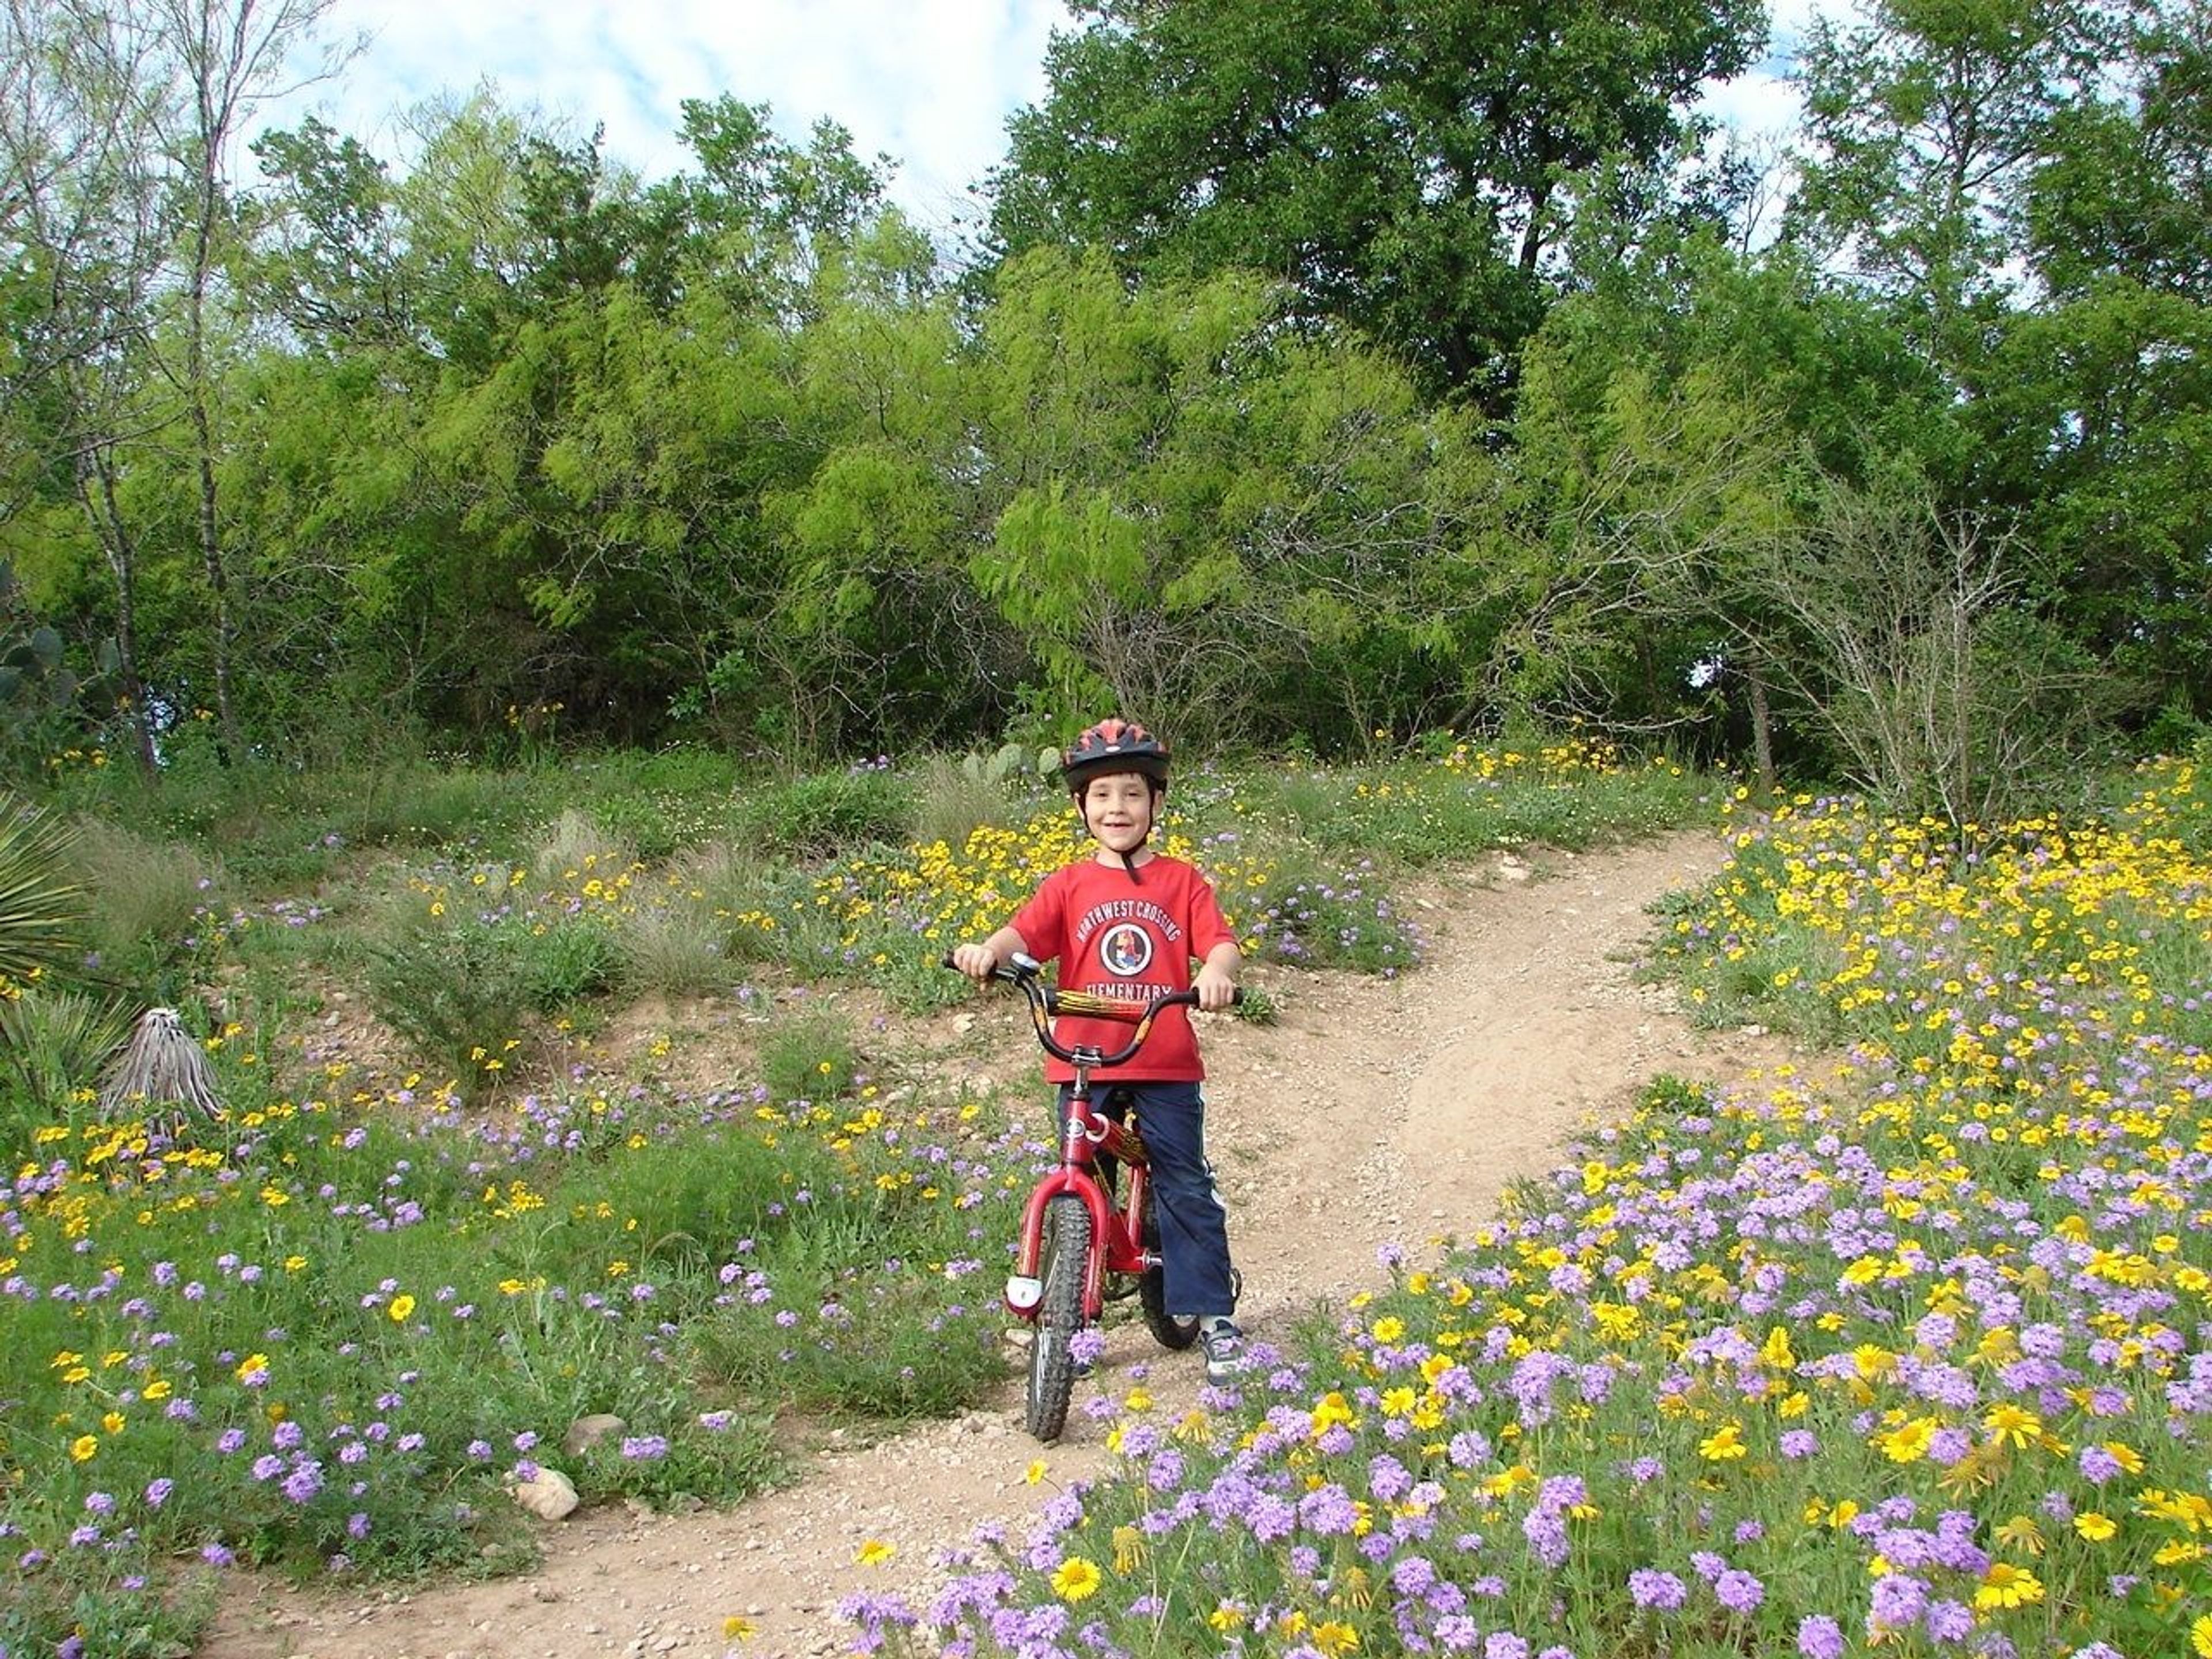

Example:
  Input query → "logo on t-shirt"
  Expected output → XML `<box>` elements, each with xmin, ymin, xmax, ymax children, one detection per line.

<box><xmin>1098</xmin><ymin>922</ymin><xmax>1154</xmax><ymax>978</ymax></box>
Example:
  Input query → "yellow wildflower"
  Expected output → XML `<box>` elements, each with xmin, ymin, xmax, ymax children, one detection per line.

<box><xmin>1973</xmin><ymin>1563</ymin><xmax>2043</xmax><ymax>1611</ymax></box>
<box><xmin>1698</xmin><ymin>1422</ymin><xmax>1749</xmax><ymax>1461</ymax></box>
<box><xmin>1051</xmin><ymin>1556</ymin><xmax>1103</xmax><ymax>1602</ymax></box>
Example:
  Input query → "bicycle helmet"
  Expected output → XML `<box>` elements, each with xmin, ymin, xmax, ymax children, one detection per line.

<box><xmin>1060</xmin><ymin>717</ymin><xmax>1170</xmax><ymax>794</ymax></box>
<box><xmin>1060</xmin><ymin>717</ymin><xmax>1169</xmax><ymax>884</ymax></box>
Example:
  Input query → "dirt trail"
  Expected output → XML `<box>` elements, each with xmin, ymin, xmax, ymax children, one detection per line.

<box><xmin>200</xmin><ymin>829</ymin><xmax>1790</xmax><ymax>1659</ymax></box>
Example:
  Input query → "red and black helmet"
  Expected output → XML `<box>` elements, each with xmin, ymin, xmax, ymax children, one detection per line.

<box><xmin>1060</xmin><ymin>717</ymin><xmax>1170</xmax><ymax>796</ymax></box>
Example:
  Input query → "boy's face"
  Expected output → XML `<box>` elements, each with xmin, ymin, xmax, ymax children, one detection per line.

<box><xmin>1081</xmin><ymin>772</ymin><xmax>1156</xmax><ymax>853</ymax></box>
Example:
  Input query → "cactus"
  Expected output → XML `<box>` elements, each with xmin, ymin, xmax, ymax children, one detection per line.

<box><xmin>0</xmin><ymin>561</ymin><xmax>120</xmax><ymax>757</ymax></box>
<box><xmin>958</xmin><ymin>743</ymin><xmax>1044</xmax><ymax>789</ymax></box>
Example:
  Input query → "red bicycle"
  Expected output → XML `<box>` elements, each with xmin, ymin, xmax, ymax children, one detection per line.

<box><xmin>948</xmin><ymin>952</ymin><xmax>1234</xmax><ymax>1441</ymax></box>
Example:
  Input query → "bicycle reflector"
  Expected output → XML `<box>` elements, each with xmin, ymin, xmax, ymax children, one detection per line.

<box><xmin>1051</xmin><ymin>990</ymin><xmax>1154</xmax><ymax>1022</ymax></box>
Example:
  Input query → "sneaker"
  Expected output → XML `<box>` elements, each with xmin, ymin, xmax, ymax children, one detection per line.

<box><xmin>1200</xmin><ymin>1320</ymin><xmax>1249</xmax><ymax>1382</ymax></box>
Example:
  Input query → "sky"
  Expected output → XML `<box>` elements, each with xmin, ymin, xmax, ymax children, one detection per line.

<box><xmin>271</xmin><ymin>1</ymin><xmax>1844</xmax><ymax>242</ymax></box>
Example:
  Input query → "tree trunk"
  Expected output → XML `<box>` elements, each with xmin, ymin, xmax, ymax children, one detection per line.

<box><xmin>187</xmin><ymin>137</ymin><xmax>240</xmax><ymax>764</ymax></box>
<box><xmin>78</xmin><ymin>448</ymin><xmax>160</xmax><ymax>779</ymax></box>
<box><xmin>188</xmin><ymin>355</ymin><xmax>238</xmax><ymax>762</ymax></box>
<box><xmin>1747</xmin><ymin>662</ymin><xmax>1776</xmax><ymax>796</ymax></box>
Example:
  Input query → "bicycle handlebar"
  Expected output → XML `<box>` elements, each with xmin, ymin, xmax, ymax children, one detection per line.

<box><xmin>940</xmin><ymin>951</ymin><xmax>1239</xmax><ymax>1069</ymax></box>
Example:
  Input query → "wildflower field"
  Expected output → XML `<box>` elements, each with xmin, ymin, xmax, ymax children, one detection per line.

<box><xmin>1</xmin><ymin>736</ymin><xmax>1683</xmax><ymax>1657</ymax></box>
<box><xmin>858</xmin><ymin>757</ymin><xmax>2212</xmax><ymax>1659</ymax></box>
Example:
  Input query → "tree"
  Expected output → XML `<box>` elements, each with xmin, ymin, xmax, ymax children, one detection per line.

<box><xmin>987</xmin><ymin>0</ymin><xmax>1765</xmax><ymax>400</ymax></box>
<box><xmin>151</xmin><ymin>0</ymin><xmax>353</xmax><ymax>762</ymax></box>
<box><xmin>1742</xmin><ymin>476</ymin><xmax>2103</xmax><ymax>824</ymax></box>
<box><xmin>1502</xmin><ymin>220</ymin><xmax>1962</xmax><ymax>779</ymax></box>
<box><xmin>1970</xmin><ymin>4</ymin><xmax>2212</xmax><ymax>729</ymax></box>
<box><xmin>1789</xmin><ymin>0</ymin><xmax>2123</xmax><ymax>349</ymax></box>
<box><xmin>967</xmin><ymin>247</ymin><xmax>1487</xmax><ymax>747</ymax></box>
<box><xmin>2027</xmin><ymin>1</ymin><xmax>2212</xmax><ymax>303</ymax></box>
<box><xmin>1</xmin><ymin>0</ymin><xmax>175</xmax><ymax>774</ymax></box>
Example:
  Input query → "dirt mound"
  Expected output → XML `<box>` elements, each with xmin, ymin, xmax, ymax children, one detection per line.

<box><xmin>200</xmin><ymin>828</ymin><xmax>1790</xmax><ymax>1659</ymax></box>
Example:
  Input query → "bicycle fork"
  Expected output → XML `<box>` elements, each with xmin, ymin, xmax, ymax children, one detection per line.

<box><xmin>1005</xmin><ymin>1094</ymin><xmax>1160</xmax><ymax>1320</ymax></box>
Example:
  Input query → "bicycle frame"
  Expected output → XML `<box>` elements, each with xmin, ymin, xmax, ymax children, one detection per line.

<box><xmin>1004</xmin><ymin>1072</ymin><xmax>1158</xmax><ymax>1324</ymax></box>
<box><xmin>957</xmin><ymin>953</ymin><xmax>1185</xmax><ymax>1323</ymax></box>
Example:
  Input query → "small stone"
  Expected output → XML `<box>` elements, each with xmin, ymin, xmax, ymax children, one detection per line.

<box><xmin>565</xmin><ymin>1413</ymin><xmax>627</xmax><ymax>1457</ymax></box>
<box><xmin>508</xmin><ymin>1468</ymin><xmax>579</xmax><ymax>1521</ymax></box>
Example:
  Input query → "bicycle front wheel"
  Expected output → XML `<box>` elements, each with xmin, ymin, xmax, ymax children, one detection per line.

<box><xmin>1027</xmin><ymin>1193</ymin><xmax>1091</xmax><ymax>1442</ymax></box>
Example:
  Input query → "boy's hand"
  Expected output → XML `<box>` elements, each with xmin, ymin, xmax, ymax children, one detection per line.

<box><xmin>951</xmin><ymin>941</ymin><xmax>999</xmax><ymax>982</ymax></box>
<box><xmin>1194</xmin><ymin>963</ymin><xmax>1237</xmax><ymax>1012</ymax></box>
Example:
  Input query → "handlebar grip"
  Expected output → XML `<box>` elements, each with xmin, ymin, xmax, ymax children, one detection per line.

<box><xmin>941</xmin><ymin>950</ymin><xmax>1031</xmax><ymax>987</ymax></box>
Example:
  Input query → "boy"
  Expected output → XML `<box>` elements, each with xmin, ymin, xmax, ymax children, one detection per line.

<box><xmin>952</xmin><ymin>717</ymin><xmax>1249</xmax><ymax>1381</ymax></box>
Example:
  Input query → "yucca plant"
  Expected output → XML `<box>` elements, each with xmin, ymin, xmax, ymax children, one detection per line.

<box><xmin>0</xmin><ymin>986</ymin><xmax>134</xmax><ymax>1134</ymax></box>
<box><xmin>0</xmin><ymin>792</ymin><xmax>85</xmax><ymax>986</ymax></box>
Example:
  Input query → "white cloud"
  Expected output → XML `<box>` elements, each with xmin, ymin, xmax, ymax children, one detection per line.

<box><xmin>271</xmin><ymin>0</ymin><xmax>1065</xmax><ymax>237</ymax></box>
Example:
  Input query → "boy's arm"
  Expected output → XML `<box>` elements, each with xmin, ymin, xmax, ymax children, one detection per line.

<box><xmin>1194</xmin><ymin>940</ymin><xmax>1241</xmax><ymax>1011</ymax></box>
<box><xmin>952</xmin><ymin>924</ymin><xmax>1032</xmax><ymax>982</ymax></box>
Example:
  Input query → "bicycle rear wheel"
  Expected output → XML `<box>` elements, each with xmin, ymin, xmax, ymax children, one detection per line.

<box><xmin>1137</xmin><ymin>1188</ymin><xmax>1199</xmax><ymax>1351</ymax></box>
<box><xmin>1027</xmin><ymin>1194</ymin><xmax>1090</xmax><ymax>1442</ymax></box>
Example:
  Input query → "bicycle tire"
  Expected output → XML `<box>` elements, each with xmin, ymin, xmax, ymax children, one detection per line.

<box><xmin>1137</xmin><ymin>1188</ymin><xmax>1200</xmax><ymax>1351</ymax></box>
<box><xmin>1027</xmin><ymin>1194</ymin><xmax>1090</xmax><ymax>1442</ymax></box>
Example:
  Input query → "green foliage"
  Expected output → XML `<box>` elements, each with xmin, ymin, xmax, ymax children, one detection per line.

<box><xmin>1</xmin><ymin>1569</ymin><xmax>215</xmax><ymax>1659</ymax></box>
<box><xmin>569</xmin><ymin>1412</ymin><xmax>781</xmax><ymax>1510</ymax></box>
<box><xmin>3</xmin><ymin>0</ymin><xmax>2204</xmax><ymax>794</ymax></box>
<box><xmin>1234</xmin><ymin>851</ymin><xmax>1418</xmax><ymax>975</ymax></box>
<box><xmin>991</xmin><ymin>0</ymin><xmax>1766</xmax><ymax>399</ymax></box>
<box><xmin>688</xmin><ymin>1251</ymin><xmax>1009</xmax><ymax>1419</ymax></box>
<box><xmin>0</xmin><ymin>985</ymin><xmax>133</xmax><ymax>1136</ymax></box>
<box><xmin>756</xmin><ymin>1008</ymin><xmax>862</xmax><ymax>1104</ymax></box>
<box><xmin>0</xmin><ymin>792</ymin><xmax>84</xmax><ymax>985</ymax></box>
<box><xmin>731</xmin><ymin>767</ymin><xmax>912</xmax><ymax>856</ymax></box>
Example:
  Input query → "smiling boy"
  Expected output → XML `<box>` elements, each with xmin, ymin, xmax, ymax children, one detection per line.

<box><xmin>951</xmin><ymin>718</ymin><xmax>1249</xmax><ymax>1380</ymax></box>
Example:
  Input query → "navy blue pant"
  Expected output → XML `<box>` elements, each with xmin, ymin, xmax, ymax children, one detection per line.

<box><xmin>1069</xmin><ymin>1080</ymin><xmax>1237</xmax><ymax>1317</ymax></box>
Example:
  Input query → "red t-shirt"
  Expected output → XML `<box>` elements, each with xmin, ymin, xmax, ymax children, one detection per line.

<box><xmin>1009</xmin><ymin>854</ymin><xmax>1235</xmax><ymax>1082</ymax></box>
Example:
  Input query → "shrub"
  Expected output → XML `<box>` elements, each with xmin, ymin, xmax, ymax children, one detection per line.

<box><xmin>531</xmin><ymin>808</ymin><xmax>635</xmax><ymax>887</ymax></box>
<box><xmin>0</xmin><ymin>791</ymin><xmax>85</xmax><ymax>984</ymax></box>
<box><xmin>361</xmin><ymin>911</ymin><xmax>534</xmax><ymax>1086</ymax></box>
<box><xmin>911</xmin><ymin>754</ymin><xmax>1022</xmax><ymax>851</ymax></box>
<box><xmin>0</xmin><ymin>986</ymin><xmax>133</xmax><ymax>1138</ymax></box>
<box><xmin>69</xmin><ymin>816</ymin><xmax>217</xmax><ymax>982</ymax></box>
<box><xmin>757</xmin><ymin>1009</ymin><xmax>862</xmax><ymax>1104</ymax></box>
<box><xmin>616</xmin><ymin>904</ymin><xmax>733</xmax><ymax>998</ymax></box>
<box><xmin>732</xmin><ymin>768</ymin><xmax>912</xmax><ymax>857</ymax></box>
